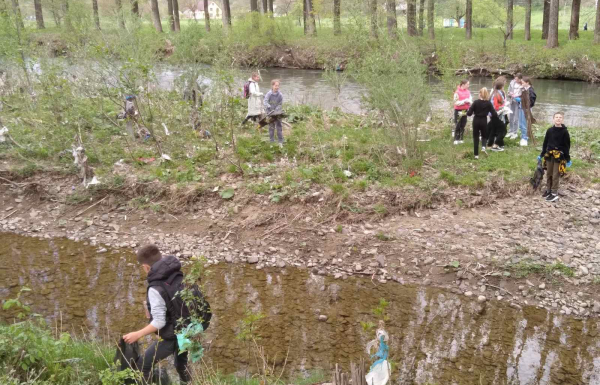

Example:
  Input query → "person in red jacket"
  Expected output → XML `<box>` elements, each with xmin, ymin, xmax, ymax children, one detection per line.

<box><xmin>453</xmin><ymin>79</ymin><xmax>472</xmax><ymax>145</ymax></box>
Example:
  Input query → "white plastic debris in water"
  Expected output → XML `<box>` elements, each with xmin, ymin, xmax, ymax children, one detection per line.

<box><xmin>162</xmin><ymin>123</ymin><xmax>171</xmax><ymax>136</ymax></box>
<box><xmin>0</xmin><ymin>126</ymin><xmax>7</xmax><ymax>143</ymax></box>
<box><xmin>160</xmin><ymin>153</ymin><xmax>172</xmax><ymax>161</ymax></box>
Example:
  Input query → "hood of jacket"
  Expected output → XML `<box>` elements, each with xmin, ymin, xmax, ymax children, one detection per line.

<box><xmin>147</xmin><ymin>255</ymin><xmax>182</xmax><ymax>283</ymax></box>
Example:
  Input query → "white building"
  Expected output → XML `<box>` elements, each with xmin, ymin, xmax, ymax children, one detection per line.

<box><xmin>181</xmin><ymin>1</ymin><xmax>222</xmax><ymax>20</ymax></box>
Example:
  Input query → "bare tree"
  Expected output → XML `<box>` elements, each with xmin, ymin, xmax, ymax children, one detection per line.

<box><xmin>386</xmin><ymin>0</ymin><xmax>397</xmax><ymax>38</ymax></box>
<box><xmin>307</xmin><ymin>0</ymin><xmax>316</xmax><ymax>35</ymax></box>
<box><xmin>506</xmin><ymin>0</ymin><xmax>513</xmax><ymax>40</ymax></box>
<box><xmin>167</xmin><ymin>0</ymin><xmax>175</xmax><ymax>31</ymax></box>
<box><xmin>596</xmin><ymin>0</ymin><xmax>600</xmax><ymax>44</ymax></box>
<box><xmin>370</xmin><ymin>0</ymin><xmax>378</xmax><ymax>38</ymax></box>
<box><xmin>34</xmin><ymin>0</ymin><xmax>45</xmax><ymax>28</ymax></box>
<box><xmin>222</xmin><ymin>0</ymin><xmax>232</xmax><ymax>30</ymax></box>
<box><xmin>115</xmin><ymin>0</ymin><xmax>125</xmax><ymax>29</ymax></box>
<box><xmin>261</xmin><ymin>0</ymin><xmax>267</xmax><ymax>13</ymax></box>
<box><xmin>524</xmin><ymin>0</ymin><xmax>531</xmax><ymax>40</ymax></box>
<box><xmin>92</xmin><ymin>0</ymin><xmax>100</xmax><ymax>29</ymax></box>
<box><xmin>204</xmin><ymin>0</ymin><xmax>210</xmax><ymax>31</ymax></box>
<box><xmin>131</xmin><ymin>0</ymin><xmax>139</xmax><ymax>16</ymax></box>
<box><xmin>427</xmin><ymin>0</ymin><xmax>434</xmax><ymax>39</ymax></box>
<box><xmin>250</xmin><ymin>0</ymin><xmax>259</xmax><ymax>29</ymax></box>
<box><xmin>407</xmin><ymin>0</ymin><xmax>416</xmax><ymax>36</ymax></box>
<box><xmin>10</xmin><ymin>0</ymin><xmax>24</xmax><ymax>29</ymax></box>
<box><xmin>465</xmin><ymin>0</ymin><xmax>471</xmax><ymax>39</ymax></box>
<box><xmin>268</xmin><ymin>0</ymin><xmax>273</xmax><ymax>15</ymax></box>
<box><xmin>418</xmin><ymin>0</ymin><xmax>424</xmax><ymax>35</ymax></box>
<box><xmin>546</xmin><ymin>0</ymin><xmax>559</xmax><ymax>48</ymax></box>
<box><xmin>173</xmin><ymin>0</ymin><xmax>181</xmax><ymax>31</ymax></box>
<box><xmin>569</xmin><ymin>0</ymin><xmax>580</xmax><ymax>40</ymax></box>
<box><xmin>151</xmin><ymin>0</ymin><xmax>163</xmax><ymax>31</ymax></box>
<box><xmin>542</xmin><ymin>0</ymin><xmax>549</xmax><ymax>39</ymax></box>
<box><xmin>333</xmin><ymin>0</ymin><xmax>340</xmax><ymax>34</ymax></box>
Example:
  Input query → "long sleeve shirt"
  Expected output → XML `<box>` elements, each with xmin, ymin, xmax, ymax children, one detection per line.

<box><xmin>467</xmin><ymin>99</ymin><xmax>498</xmax><ymax>119</ymax></box>
<box><xmin>264</xmin><ymin>90</ymin><xmax>284</xmax><ymax>114</ymax></box>
<box><xmin>148</xmin><ymin>287</ymin><xmax>167</xmax><ymax>329</ymax></box>
<box><xmin>540</xmin><ymin>125</ymin><xmax>571</xmax><ymax>161</ymax></box>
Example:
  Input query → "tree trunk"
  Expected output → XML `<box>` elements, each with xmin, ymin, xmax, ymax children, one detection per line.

<box><xmin>222</xmin><ymin>0</ymin><xmax>232</xmax><ymax>30</ymax></box>
<box><xmin>307</xmin><ymin>0</ymin><xmax>316</xmax><ymax>35</ymax></box>
<box><xmin>546</xmin><ymin>0</ymin><xmax>559</xmax><ymax>48</ymax></box>
<box><xmin>34</xmin><ymin>0</ymin><xmax>45</xmax><ymax>28</ymax></box>
<box><xmin>407</xmin><ymin>0</ymin><xmax>416</xmax><ymax>36</ymax></box>
<box><xmin>542</xmin><ymin>0</ymin><xmax>550</xmax><ymax>39</ymax></box>
<box><xmin>204</xmin><ymin>0</ymin><xmax>210</xmax><ymax>31</ymax></box>
<box><xmin>386</xmin><ymin>0</ymin><xmax>397</xmax><ymax>38</ymax></box>
<box><xmin>268</xmin><ymin>0</ymin><xmax>273</xmax><ymax>15</ymax></box>
<box><xmin>370</xmin><ymin>0</ymin><xmax>377</xmax><ymax>38</ymax></box>
<box><xmin>150</xmin><ymin>0</ymin><xmax>163</xmax><ymax>32</ymax></box>
<box><xmin>251</xmin><ymin>0</ymin><xmax>259</xmax><ymax>29</ymax></box>
<box><xmin>261</xmin><ymin>0</ymin><xmax>267</xmax><ymax>13</ymax></box>
<box><xmin>115</xmin><ymin>0</ymin><xmax>125</xmax><ymax>29</ymax></box>
<box><xmin>131</xmin><ymin>0</ymin><xmax>139</xmax><ymax>16</ymax></box>
<box><xmin>465</xmin><ymin>0</ymin><xmax>471</xmax><ymax>39</ymax></box>
<box><xmin>427</xmin><ymin>0</ymin><xmax>434</xmax><ymax>39</ymax></box>
<box><xmin>173</xmin><ymin>0</ymin><xmax>180</xmax><ymax>31</ymax></box>
<box><xmin>506</xmin><ymin>0</ymin><xmax>513</xmax><ymax>40</ymax></box>
<box><xmin>333</xmin><ymin>0</ymin><xmax>340</xmax><ymax>35</ymax></box>
<box><xmin>92</xmin><ymin>0</ymin><xmax>100</xmax><ymax>29</ymax></box>
<box><xmin>418</xmin><ymin>0</ymin><xmax>424</xmax><ymax>35</ymax></box>
<box><xmin>167</xmin><ymin>0</ymin><xmax>175</xmax><ymax>31</ymax></box>
<box><xmin>303</xmin><ymin>0</ymin><xmax>307</xmax><ymax>34</ymax></box>
<box><xmin>10</xmin><ymin>0</ymin><xmax>24</xmax><ymax>29</ymax></box>
<box><xmin>524</xmin><ymin>0</ymin><xmax>531</xmax><ymax>40</ymax></box>
<box><xmin>569</xmin><ymin>0</ymin><xmax>580</xmax><ymax>40</ymax></box>
<box><xmin>596</xmin><ymin>0</ymin><xmax>600</xmax><ymax>44</ymax></box>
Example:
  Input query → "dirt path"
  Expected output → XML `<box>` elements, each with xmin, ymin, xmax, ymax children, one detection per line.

<box><xmin>1</xmin><ymin>173</ymin><xmax>599</xmax><ymax>318</ymax></box>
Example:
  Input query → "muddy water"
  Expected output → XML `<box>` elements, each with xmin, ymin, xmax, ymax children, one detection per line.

<box><xmin>2</xmin><ymin>233</ymin><xmax>600</xmax><ymax>384</ymax></box>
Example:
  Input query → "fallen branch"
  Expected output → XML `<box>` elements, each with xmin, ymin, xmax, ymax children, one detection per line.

<box><xmin>74</xmin><ymin>196</ymin><xmax>108</xmax><ymax>218</ymax></box>
<box><xmin>261</xmin><ymin>211</ymin><xmax>304</xmax><ymax>239</ymax></box>
<box><xmin>1</xmin><ymin>209</ymin><xmax>18</xmax><ymax>221</ymax></box>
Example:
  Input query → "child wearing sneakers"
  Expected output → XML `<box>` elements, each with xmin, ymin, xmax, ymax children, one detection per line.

<box><xmin>452</xmin><ymin>80</ymin><xmax>472</xmax><ymax>144</ymax></box>
<box><xmin>538</xmin><ymin>112</ymin><xmax>571</xmax><ymax>202</ymax></box>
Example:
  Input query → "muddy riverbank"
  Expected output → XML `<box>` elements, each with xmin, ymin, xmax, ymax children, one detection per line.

<box><xmin>2</xmin><ymin>233</ymin><xmax>600</xmax><ymax>384</ymax></box>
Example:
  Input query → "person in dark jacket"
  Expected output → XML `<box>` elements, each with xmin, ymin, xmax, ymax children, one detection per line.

<box><xmin>538</xmin><ymin>112</ymin><xmax>571</xmax><ymax>202</ymax></box>
<box><xmin>123</xmin><ymin>245</ymin><xmax>190</xmax><ymax>384</ymax></box>
<box><xmin>467</xmin><ymin>87</ymin><xmax>498</xmax><ymax>159</ymax></box>
<box><xmin>487</xmin><ymin>76</ymin><xmax>509</xmax><ymax>152</ymax></box>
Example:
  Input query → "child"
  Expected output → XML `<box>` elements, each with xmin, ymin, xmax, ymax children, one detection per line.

<box><xmin>467</xmin><ymin>87</ymin><xmax>498</xmax><ymax>159</ymax></box>
<box><xmin>539</xmin><ymin>112</ymin><xmax>571</xmax><ymax>202</ymax></box>
<box><xmin>453</xmin><ymin>80</ymin><xmax>472</xmax><ymax>145</ymax></box>
<box><xmin>242</xmin><ymin>72</ymin><xmax>263</xmax><ymax>125</ymax></box>
<box><xmin>263</xmin><ymin>79</ymin><xmax>284</xmax><ymax>145</ymax></box>
<box><xmin>123</xmin><ymin>245</ymin><xmax>191</xmax><ymax>384</ymax></box>
<box><xmin>507</xmin><ymin>73</ymin><xmax>523</xmax><ymax>140</ymax></box>
<box><xmin>487</xmin><ymin>76</ymin><xmax>508</xmax><ymax>151</ymax></box>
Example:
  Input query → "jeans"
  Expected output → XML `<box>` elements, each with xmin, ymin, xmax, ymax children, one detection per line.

<box><xmin>269</xmin><ymin>119</ymin><xmax>283</xmax><ymax>143</ymax></box>
<box><xmin>518</xmin><ymin>108</ymin><xmax>528</xmax><ymax>140</ymax></box>
<box><xmin>136</xmin><ymin>339</ymin><xmax>190</xmax><ymax>384</ymax></box>
<box><xmin>454</xmin><ymin>110</ymin><xmax>467</xmax><ymax>141</ymax></box>
<box><xmin>508</xmin><ymin>100</ymin><xmax>520</xmax><ymax>134</ymax></box>
<box><xmin>472</xmin><ymin>117</ymin><xmax>487</xmax><ymax>156</ymax></box>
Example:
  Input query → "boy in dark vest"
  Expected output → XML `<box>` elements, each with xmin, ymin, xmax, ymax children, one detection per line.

<box><xmin>123</xmin><ymin>245</ymin><xmax>190</xmax><ymax>384</ymax></box>
<box><xmin>538</xmin><ymin>112</ymin><xmax>571</xmax><ymax>202</ymax></box>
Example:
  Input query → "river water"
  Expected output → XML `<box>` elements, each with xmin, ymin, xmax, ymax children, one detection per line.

<box><xmin>2</xmin><ymin>232</ymin><xmax>600</xmax><ymax>384</ymax></box>
<box><xmin>155</xmin><ymin>66</ymin><xmax>600</xmax><ymax>128</ymax></box>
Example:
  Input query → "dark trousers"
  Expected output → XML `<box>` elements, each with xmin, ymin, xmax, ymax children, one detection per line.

<box><xmin>545</xmin><ymin>157</ymin><xmax>561</xmax><ymax>194</ymax></box>
<box><xmin>242</xmin><ymin>114</ymin><xmax>260</xmax><ymax>125</ymax></box>
<box><xmin>472</xmin><ymin>117</ymin><xmax>487</xmax><ymax>156</ymax></box>
<box><xmin>136</xmin><ymin>339</ymin><xmax>190</xmax><ymax>384</ymax></box>
<box><xmin>487</xmin><ymin>115</ymin><xmax>507</xmax><ymax>148</ymax></box>
<box><xmin>454</xmin><ymin>110</ymin><xmax>467</xmax><ymax>141</ymax></box>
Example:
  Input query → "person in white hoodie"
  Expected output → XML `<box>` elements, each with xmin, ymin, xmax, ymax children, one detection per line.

<box><xmin>242</xmin><ymin>72</ymin><xmax>263</xmax><ymax>125</ymax></box>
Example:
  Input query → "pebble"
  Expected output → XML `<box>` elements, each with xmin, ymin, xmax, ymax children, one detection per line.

<box><xmin>539</xmin><ymin>283</ymin><xmax>546</xmax><ymax>290</ymax></box>
<box><xmin>477</xmin><ymin>295</ymin><xmax>486</xmax><ymax>303</ymax></box>
<box><xmin>465</xmin><ymin>291</ymin><xmax>473</xmax><ymax>297</ymax></box>
<box><xmin>247</xmin><ymin>255</ymin><xmax>259</xmax><ymax>264</ymax></box>
<box><xmin>318</xmin><ymin>315</ymin><xmax>328</xmax><ymax>322</ymax></box>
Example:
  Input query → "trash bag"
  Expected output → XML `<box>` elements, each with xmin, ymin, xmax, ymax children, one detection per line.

<box><xmin>530</xmin><ymin>159</ymin><xmax>545</xmax><ymax>190</ymax></box>
<box><xmin>114</xmin><ymin>338</ymin><xmax>171</xmax><ymax>385</ymax></box>
<box><xmin>177</xmin><ymin>322</ymin><xmax>205</xmax><ymax>363</ymax></box>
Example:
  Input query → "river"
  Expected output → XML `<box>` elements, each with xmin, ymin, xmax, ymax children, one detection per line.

<box><xmin>2</xmin><ymin>233</ymin><xmax>600</xmax><ymax>384</ymax></box>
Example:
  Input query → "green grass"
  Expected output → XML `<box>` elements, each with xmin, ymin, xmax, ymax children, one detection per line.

<box><xmin>506</xmin><ymin>259</ymin><xmax>575</xmax><ymax>279</ymax></box>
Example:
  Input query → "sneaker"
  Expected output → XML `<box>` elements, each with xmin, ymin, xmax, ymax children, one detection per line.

<box><xmin>451</xmin><ymin>130</ymin><xmax>455</xmax><ymax>138</ymax></box>
<box><xmin>520</xmin><ymin>139</ymin><xmax>528</xmax><ymax>146</ymax></box>
<box><xmin>492</xmin><ymin>147</ymin><xmax>504</xmax><ymax>152</ymax></box>
<box><xmin>546</xmin><ymin>193</ymin><xmax>559</xmax><ymax>202</ymax></box>
<box><xmin>481</xmin><ymin>146</ymin><xmax>486</xmax><ymax>152</ymax></box>
<box><xmin>542</xmin><ymin>190</ymin><xmax>551</xmax><ymax>198</ymax></box>
<box><xmin>474</xmin><ymin>155</ymin><xmax>479</xmax><ymax>159</ymax></box>
<box><xmin>508</xmin><ymin>133</ymin><xmax>517</xmax><ymax>140</ymax></box>
<box><xmin>459</xmin><ymin>140</ymin><xmax>464</xmax><ymax>144</ymax></box>
<box><xmin>453</xmin><ymin>140</ymin><xmax>459</xmax><ymax>145</ymax></box>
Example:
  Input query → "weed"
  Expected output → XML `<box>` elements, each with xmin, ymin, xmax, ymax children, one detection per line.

<box><xmin>376</xmin><ymin>232</ymin><xmax>394</xmax><ymax>241</ymax></box>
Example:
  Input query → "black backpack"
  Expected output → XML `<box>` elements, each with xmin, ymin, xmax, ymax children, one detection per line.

<box><xmin>151</xmin><ymin>273</ymin><xmax>212</xmax><ymax>332</ymax></box>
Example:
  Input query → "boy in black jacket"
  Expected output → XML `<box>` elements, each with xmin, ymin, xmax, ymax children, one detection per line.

<box><xmin>538</xmin><ymin>112</ymin><xmax>571</xmax><ymax>202</ymax></box>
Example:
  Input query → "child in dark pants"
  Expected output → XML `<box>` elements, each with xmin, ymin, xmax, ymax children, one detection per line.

<box><xmin>487</xmin><ymin>76</ymin><xmax>508</xmax><ymax>151</ymax></box>
<box><xmin>539</xmin><ymin>112</ymin><xmax>571</xmax><ymax>202</ymax></box>
<box><xmin>467</xmin><ymin>87</ymin><xmax>498</xmax><ymax>159</ymax></box>
<box><xmin>453</xmin><ymin>79</ymin><xmax>472</xmax><ymax>144</ymax></box>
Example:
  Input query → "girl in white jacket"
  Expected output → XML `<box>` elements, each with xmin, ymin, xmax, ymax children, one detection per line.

<box><xmin>243</xmin><ymin>72</ymin><xmax>263</xmax><ymax>124</ymax></box>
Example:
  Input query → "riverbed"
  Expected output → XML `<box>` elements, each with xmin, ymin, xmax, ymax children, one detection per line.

<box><xmin>2</xmin><ymin>232</ymin><xmax>600</xmax><ymax>384</ymax></box>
